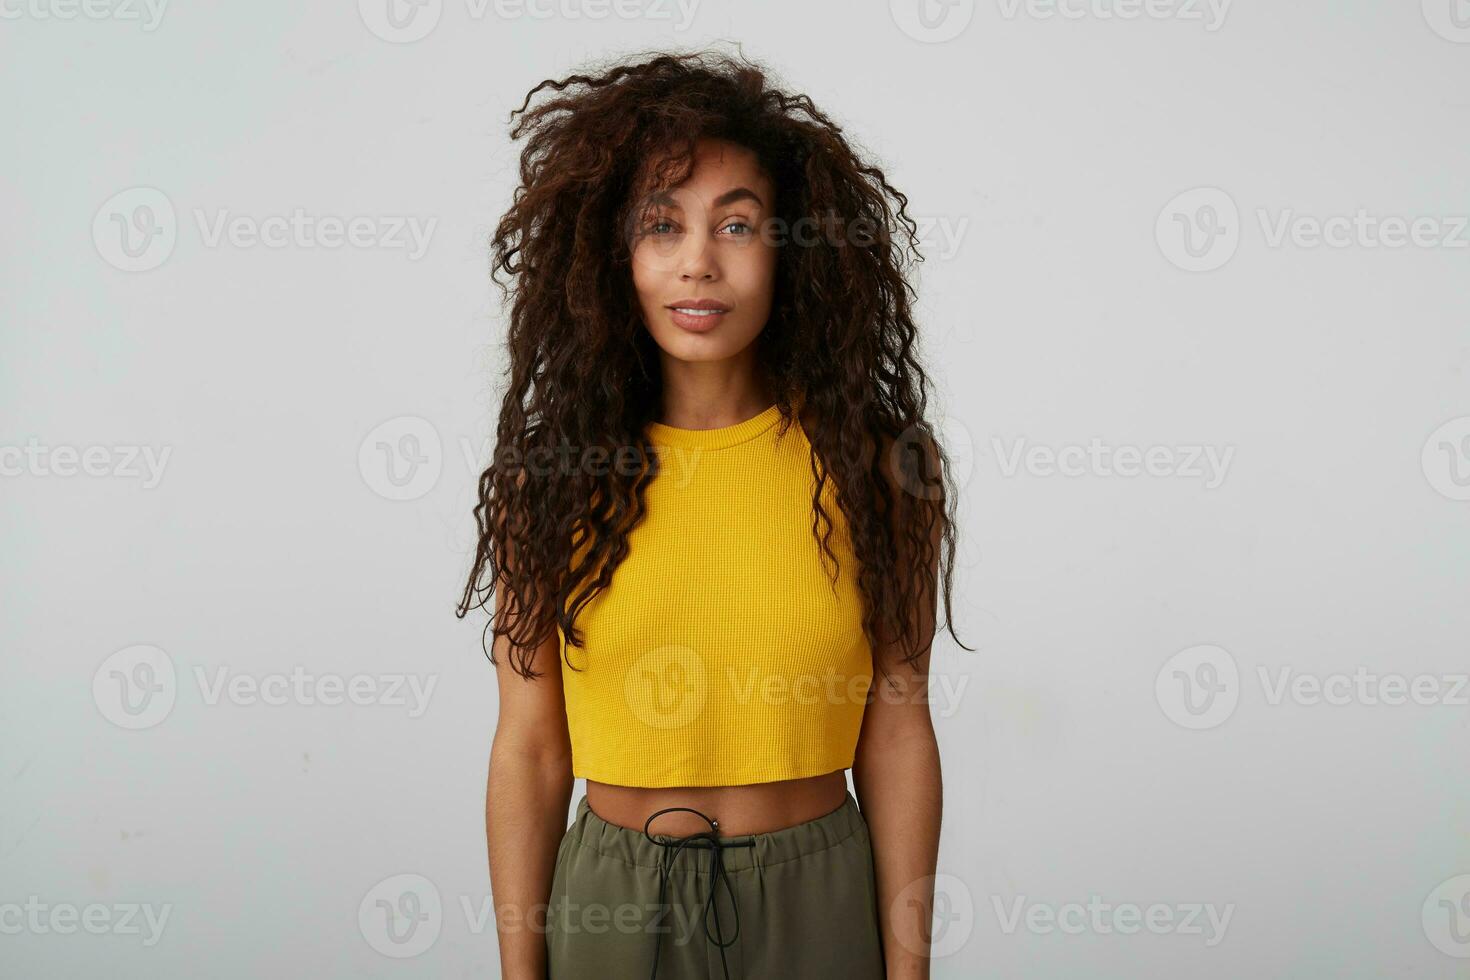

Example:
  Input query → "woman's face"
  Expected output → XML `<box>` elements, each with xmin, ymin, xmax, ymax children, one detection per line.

<box><xmin>628</xmin><ymin>138</ymin><xmax>778</xmax><ymax>366</ymax></box>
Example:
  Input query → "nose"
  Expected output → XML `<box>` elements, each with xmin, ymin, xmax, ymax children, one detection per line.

<box><xmin>677</xmin><ymin>225</ymin><xmax>718</xmax><ymax>282</ymax></box>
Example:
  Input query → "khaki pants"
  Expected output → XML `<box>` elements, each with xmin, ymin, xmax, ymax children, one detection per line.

<box><xmin>546</xmin><ymin>789</ymin><xmax>887</xmax><ymax>979</ymax></box>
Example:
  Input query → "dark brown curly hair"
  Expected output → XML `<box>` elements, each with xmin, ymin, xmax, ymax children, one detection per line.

<box><xmin>456</xmin><ymin>46</ymin><xmax>972</xmax><ymax>689</ymax></box>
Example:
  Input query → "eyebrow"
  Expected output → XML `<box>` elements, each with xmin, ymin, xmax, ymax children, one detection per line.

<box><xmin>645</xmin><ymin>186</ymin><xmax>764</xmax><ymax>210</ymax></box>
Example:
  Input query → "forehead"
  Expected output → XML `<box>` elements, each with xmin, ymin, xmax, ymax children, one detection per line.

<box><xmin>635</xmin><ymin>138</ymin><xmax>772</xmax><ymax>205</ymax></box>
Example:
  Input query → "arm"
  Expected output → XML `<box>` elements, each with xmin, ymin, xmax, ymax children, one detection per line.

<box><xmin>852</xmin><ymin>643</ymin><xmax>942</xmax><ymax>980</ymax></box>
<box><xmin>486</xmin><ymin>573</ymin><xmax>574</xmax><ymax>980</ymax></box>
<box><xmin>852</xmin><ymin>428</ymin><xmax>947</xmax><ymax>980</ymax></box>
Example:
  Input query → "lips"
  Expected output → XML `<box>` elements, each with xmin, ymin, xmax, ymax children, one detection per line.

<box><xmin>666</xmin><ymin>298</ymin><xmax>731</xmax><ymax>333</ymax></box>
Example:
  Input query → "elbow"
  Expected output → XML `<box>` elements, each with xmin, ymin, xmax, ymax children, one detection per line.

<box><xmin>852</xmin><ymin>717</ymin><xmax>939</xmax><ymax>776</ymax></box>
<box><xmin>492</xmin><ymin>718</ymin><xmax>573</xmax><ymax>777</ymax></box>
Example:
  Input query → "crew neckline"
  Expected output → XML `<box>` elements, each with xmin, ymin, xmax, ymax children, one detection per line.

<box><xmin>646</xmin><ymin>402</ymin><xmax>783</xmax><ymax>451</ymax></box>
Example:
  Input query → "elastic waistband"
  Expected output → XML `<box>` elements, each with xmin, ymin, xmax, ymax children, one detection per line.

<box><xmin>567</xmin><ymin>790</ymin><xmax>866</xmax><ymax>874</ymax></box>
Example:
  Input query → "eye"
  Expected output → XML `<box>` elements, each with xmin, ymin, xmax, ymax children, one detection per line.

<box><xmin>649</xmin><ymin>219</ymin><xmax>677</xmax><ymax>236</ymax></box>
<box><xmin>720</xmin><ymin>220</ymin><xmax>752</xmax><ymax>236</ymax></box>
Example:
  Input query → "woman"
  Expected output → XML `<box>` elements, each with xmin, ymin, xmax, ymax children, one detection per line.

<box><xmin>457</xmin><ymin>48</ymin><xmax>970</xmax><ymax>980</ymax></box>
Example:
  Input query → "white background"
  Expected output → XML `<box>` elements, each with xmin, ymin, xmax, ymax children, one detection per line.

<box><xmin>3</xmin><ymin>1</ymin><xmax>1469</xmax><ymax>977</ymax></box>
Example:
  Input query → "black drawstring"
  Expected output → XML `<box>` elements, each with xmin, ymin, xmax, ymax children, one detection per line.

<box><xmin>641</xmin><ymin>806</ymin><xmax>754</xmax><ymax>980</ymax></box>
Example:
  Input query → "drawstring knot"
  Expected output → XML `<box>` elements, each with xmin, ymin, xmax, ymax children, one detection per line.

<box><xmin>641</xmin><ymin>806</ymin><xmax>754</xmax><ymax>980</ymax></box>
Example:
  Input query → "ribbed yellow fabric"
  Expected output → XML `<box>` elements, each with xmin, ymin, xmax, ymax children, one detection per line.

<box><xmin>557</xmin><ymin>402</ymin><xmax>874</xmax><ymax>788</ymax></box>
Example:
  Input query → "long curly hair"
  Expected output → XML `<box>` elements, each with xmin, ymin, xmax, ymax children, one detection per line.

<box><xmin>456</xmin><ymin>46</ymin><xmax>972</xmax><ymax>689</ymax></box>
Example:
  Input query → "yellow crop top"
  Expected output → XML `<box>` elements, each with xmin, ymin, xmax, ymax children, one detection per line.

<box><xmin>557</xmin><ymin>401</ymin><xmax>874</xmax><ymax>788</ymax></box>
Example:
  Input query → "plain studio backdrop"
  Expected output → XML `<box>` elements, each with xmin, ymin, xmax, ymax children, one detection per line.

<box><xmin>2</xmin><ymin>2</ymin><xmax>1468</xmax><ymax>977</ymax></box>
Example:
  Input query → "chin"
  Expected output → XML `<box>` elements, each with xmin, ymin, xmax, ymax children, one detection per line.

<box><xmin>663</xmin><ymin>339</ymin><xmax>739</xmax><ymax>363</ymax></box>
<box><xmin>650</xmin><ymin>324</ymin><xmax>759</xmax><ymax>363</ymax></box>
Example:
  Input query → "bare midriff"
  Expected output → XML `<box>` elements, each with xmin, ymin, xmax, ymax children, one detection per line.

<box><xmin>585</xmin><ymin>769</ymin><xmax>849</xmax><ymax>838</ymax></box>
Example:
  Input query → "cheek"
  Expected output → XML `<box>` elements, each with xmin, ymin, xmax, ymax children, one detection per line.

<box><xmin>731</xmin><ymin>244</ymin><xmax>779</xmax><ymax>306</ymax></box>
<box><xmin>629</xmin><ymin>254</ymin><xmax>663</xmax><ymax>310</ymax></box>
